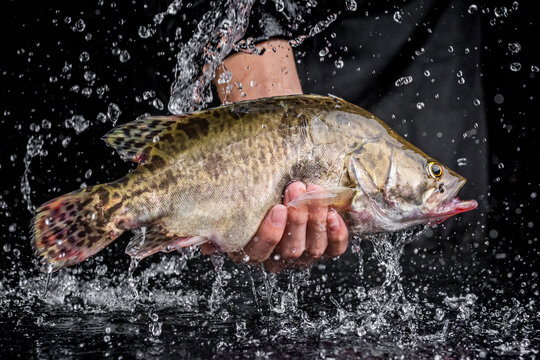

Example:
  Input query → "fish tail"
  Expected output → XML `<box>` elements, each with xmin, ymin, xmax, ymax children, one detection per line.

<box><xmin>32</xmin><ymin>184</ymin><xmax>124</xmax><ymax>272</ymax></box>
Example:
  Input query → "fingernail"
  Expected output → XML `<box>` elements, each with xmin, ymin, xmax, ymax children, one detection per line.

<box><xmin>284</xmin><ymin>182</ymin><xmax>305</xmax><ymax>203</ymax></box>
<box><xmin>328</xmin><ymin>212</ymin><xmax>340</xmax><ymax>232</ymax></box>
<box><xmin>271</xmin><ymin>205</ymin><xmax>287</xmax><ymax>227</ymax></box>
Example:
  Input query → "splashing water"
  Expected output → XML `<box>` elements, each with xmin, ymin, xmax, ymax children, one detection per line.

<box><xmin>3</xmin><ymin>0</ymin><xmax>539</xmax><ymax>358</ymax></box>
<box><xmin>167</xmin><ymin>0</ymin><xmax>256</xmax><ymax>114</ymax></box>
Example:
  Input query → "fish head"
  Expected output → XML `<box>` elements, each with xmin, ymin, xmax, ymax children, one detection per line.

<box><xmin>346</xmin><ymin>140</ymin><xmax>477</xmax><ymax>232</ymax></box>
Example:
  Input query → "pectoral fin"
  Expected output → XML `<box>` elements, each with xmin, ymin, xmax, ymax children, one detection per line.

<box><xmin>288</xmin><ymin>187</ymin><xmax>357</xmax><ymax>209</ymax></box>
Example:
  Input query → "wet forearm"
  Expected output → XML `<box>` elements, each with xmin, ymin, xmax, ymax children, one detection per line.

<box><xmin>214</xmin><ymin>39</ymin><xmax>303</xmax><ymax>103</ymax></box>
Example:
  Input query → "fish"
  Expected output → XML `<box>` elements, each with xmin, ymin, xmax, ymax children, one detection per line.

<box><xmin>31</xmin><ymin>94</ymin><xmax>477</xmax><ymax>272</ymax></box>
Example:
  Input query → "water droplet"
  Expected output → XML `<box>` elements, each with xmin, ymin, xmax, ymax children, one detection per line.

<box><xmin>84</xmin><ymin>71</ymin><xmax>96</xmax><ymax>81</ymax></box>
<box><xmin>97</xmin><ymin>112</ymin><xmax>107</xmax><ymax>123</ymax></box>
<box><xmin>79</xmin><ymin>51</ymin><xmax>90</xmax><ymax>62</ymax></box>
<box><xmin>275</xmin><ymin>0</ymin><xmax>284</xmax><ymax>12</ymax></box>
<box><xmin>242</xmin><ymin>254</ymin><xmax>250</xmax><ymax>262</ymax></box>
<box><xmin>508</xmin><ymin>42</ymin><xmax>521</xmax><ymax>54</ymax></box>
<box><xmin>494</xmin><ymin>6</ymin><xmax>508</xmax><ymax>18</ymax></box>
<box><xmin>498</xmin><ymin>162</ymin><xmax>505</xmax><ymax>169</ymax></box>
<box><xmin>345</xmin><ymin>0</ymin><xmax>357</xmax><ymax>11</ymax></box>
<box><xmin>334</xmin><ymin>59</ymin><xmax>344</xmax><ymax>69</ymax></box>
<box><xmin>64</xmin><ymin>115</ymin><xmax>90</xmax><ymax>134</ymax></box>
<box><xmin>62</xmin><ymin>137</ymin><xmax>71</xmax><ymax>148</ymax></box>
<box><xmin>448</xmin><ymin>46</ymin><xmax>454</xmax><ymax>53</ymax></box>
<box><xmin>423</xmin><ymin>70</ymin><xmax>430</xmax><ymax>77</ymax></box>
<box><xmin>72</xmin><ymin>19</ymin><xmax>86</xmax><ymax>32</ymax></box>
<box><xmin>217</xmin><ymin>70</ymin><xmax>232</xmax><ymax>85</ymax></box>
<box><xmin>393</xmin><ymin>11</ymin><xmax>403</xmax><ymax>23</ymax></box>
<box><xmin>318</xmin><ymin>47</ymin><xmax>329</xmax><ymax>57</ymax></box>
<box><xmin>494</xmin><ymin>94</ymin><xmax>504</xmax><ymax>104</ymax></box>
<box><xmin>143</xmin><ymin>90</ymin><xmax>156</xmax><ymax>100</ymax></box>
<box><xmin>41</xmin><ymin>119</ymin><xmax>51</xmax><ymax>129</ymax></box>
<box><xmin>81</xmin><ymin>87</ymin><xmax>92</xmax><ymax>97</ymax></box>
<box><xmin>84</xmin><ymin>169</ymin><xmax>92</xmax><ymax>179</ymax></box>
<box><xmin>138</xmin><ymin>25</ymin><xmax>154</xmax><ymax>38</ymax></box>
<box><xmin>457</xmin><ymin>157</ymin><xmax>467</xmax><ymax>166</ymax></box>
<box><xmin>107</xmin><ymin>103</ymin><xmax>121</xmax><ymax>125</ymax></box>
<box><xmin>151</xmin><ymin>98</ymin><xmax>164</xmax><ymax>110</ymax></box>
<box><xmin>457</xmin><ymin>77</ymin><xmax>465</xmax><ymax>85</ymax></box>
<box><xmin>415</xmin><ymin>48</ymin><xmax>425</xmax><ymax>56</ymax></box>
<box><xmin>531</xmin><ymin>65</ymin><xmax>539</xmax><ymax>73</ymax></box>
<box><xmin>473</xmin><ymin>99</ymin><xmax>481</xmax><ymax>106</ymax></box>
<box><xmin>119</xmin><ymin>50</ymin><xmax>131</xmax><ymax>63</ymax></box>
<box><xmin>394</xmin><ymin>76</ymin><xmax>413</xmax><ymax>87</ymax></box>
<box><xmin>435</xmin><ymin>308</ymin><xmax>445</xmax><ymax>321</ymax></box>
<box><xmin>512</xmin><ymin>1</ymin><xmax>519</xmax><ymax>11</ymax></box>
<box><xmin>3</xmin><ymin>243</ymin><xmax>11</xmax><ymax>253</ymax></box>
<box><xmin>416</xmin><ymin>102</ymin><xmax>425</xmax><ymax>110</ymax></box>
<box><xmin>149</xmin><ymin>322</ymin><xmax>162</xmax><ymax>337</ymax></box>
<box><xmin>468</xmin><ymin>4</ymin><xmax>478</xmax><ymax>14</ymax></box>
<box><xmin>510</xmin><ymin>62</ymin><xmax>521</xmax><ymax>71</ymax></box>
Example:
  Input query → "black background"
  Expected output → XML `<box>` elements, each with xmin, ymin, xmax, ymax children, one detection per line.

<box><xmin>1</xmin><ymin>0</ymin><xmax>538</xmax><ymax>295</ymax></box>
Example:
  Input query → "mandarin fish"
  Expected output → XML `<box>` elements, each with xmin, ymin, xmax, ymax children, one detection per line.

<box><xmin>32</xmin><ymin>95</ymin><xmax>477</xmax><ymax>271</ymax></box>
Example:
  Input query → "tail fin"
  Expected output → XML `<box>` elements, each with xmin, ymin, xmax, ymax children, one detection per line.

<box><xmin>32</xmin><ymin>184</ymin><xmax>123</xmax><ymax>272</ymax></box>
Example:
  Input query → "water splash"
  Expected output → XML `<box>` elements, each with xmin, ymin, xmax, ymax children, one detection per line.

<box><xmin>167</xmin><ymin>0</ymin><xmax>256</xmax><ymax>114</ymax></box>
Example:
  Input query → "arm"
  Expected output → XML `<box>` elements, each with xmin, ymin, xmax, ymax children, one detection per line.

<box><xmin>203</xmin><ymin>39</ymin><xmax>349</xmax><ymax>272</ymax></box>
<box><xmin>214</xmin><ymin>39</ymin><xmax>302</xmax><ymax>102</ymax></box>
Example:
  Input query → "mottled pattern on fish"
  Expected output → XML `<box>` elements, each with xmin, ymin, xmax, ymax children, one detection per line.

<box><xmin>32</xmin><ymin>95</ymin><xmax>476</xmax><ymax>271</ymax></box>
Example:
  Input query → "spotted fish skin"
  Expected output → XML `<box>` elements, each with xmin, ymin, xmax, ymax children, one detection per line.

<box><xmin>33</xmin><ymin>94</ymin><xmax>458</xmax><ymax>271</ymax></box>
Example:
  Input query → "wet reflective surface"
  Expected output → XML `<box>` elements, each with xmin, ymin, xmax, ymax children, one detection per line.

<box><xmin>1</xmin><ymin>231</ymin><xmax>538</xmax><ymax>358</ymax></box>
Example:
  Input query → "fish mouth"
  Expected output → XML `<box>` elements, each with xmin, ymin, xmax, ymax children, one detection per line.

<box><xmin>427</xmin><ymin>197</ymin><xmax>478</xmax><ymax>224</ymax></box>
<box><xmin>425</xmin><ymin>173</ymin><xmax>478</xmax><ymax>224</ymax></box>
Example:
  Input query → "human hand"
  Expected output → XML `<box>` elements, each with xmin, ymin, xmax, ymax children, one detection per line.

<box><xmin>201</xmin><ymin>182</ymin><xmax>349</xmax><ymax>272</ymax></box>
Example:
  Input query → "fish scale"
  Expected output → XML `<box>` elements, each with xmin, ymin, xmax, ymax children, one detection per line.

<box><xmin>32</xmin><ymin>95</ymin><xmax>477</xmax><ymax>272</ymax></box>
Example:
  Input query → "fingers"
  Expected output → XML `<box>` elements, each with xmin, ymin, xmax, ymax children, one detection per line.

<box><xmin>305</xmin><ymin>185</ymin><xmax>328</xmax><ymax>258</ymax></box>
<box><xmin>274</xmin><ymin>182</ymin><xmax>308</xmax><ymax>259</ymax></box>
<box><xmin>202</xmin><ymin>181</ymin><xmax>349</xmax><ymax>272</ymax></box>
<box><xmin>325</xmin><ymin>210</ymin><xmax>349</xmax><ymax>257</ymax></box>
<box><xmin>239</xmin><ymin>204</ymin><xmax>287</xmax><ymax>263</ymax></box>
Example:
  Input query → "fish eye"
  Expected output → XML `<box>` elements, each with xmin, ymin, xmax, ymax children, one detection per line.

<box><xmin>427</xmin><ymin>162</ymin><xmax>444</xmax><ymax>179</ymax></box>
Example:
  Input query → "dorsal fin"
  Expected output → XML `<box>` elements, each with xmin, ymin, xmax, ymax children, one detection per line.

<box><xmin>102</xmin><ymin>116</ymin><xmax>192</xmax><ymax>162</ymax></box>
